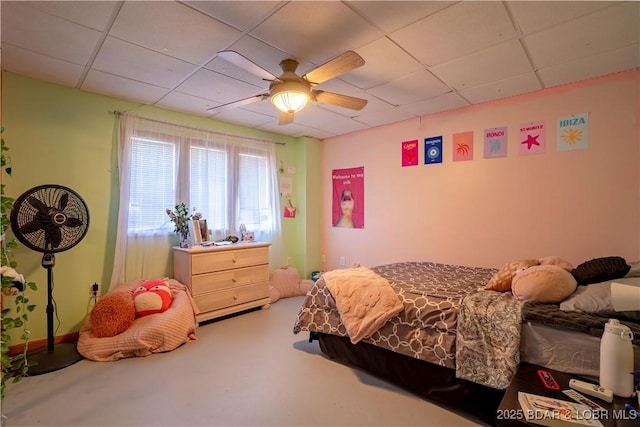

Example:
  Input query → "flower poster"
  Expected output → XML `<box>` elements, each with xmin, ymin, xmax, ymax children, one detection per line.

<box><xmin>332</xmin><ymin>166</ymin><xmax>364</xmax><ymax>229</ymax></box>
<box><xmin>519</xmin><ymin>120</ymin><xmax>546</xmax><ymax>156</ymax></box>
<box><xmin>401</xmin><ymin>139</ymin><xmax>419</xmax><ymax>167</ymax></box>
<box><xmin>557</xmin><ymin>113</ymin><xmax>588</xmax><ymax>151</ymax></box>
<box><xmin>452</xmin><ymin>131</ymin><xmax>473</xmax><ymax>161</ymax></box>
<box><xmin>483</xmin><ymin>126</ymin><xmax>507</xmax><ymax>158</ymax></box>
<box><xmin>424</xmin><ymin>136</ymin><xmax>443</xmax><ymax>164</ymax></box>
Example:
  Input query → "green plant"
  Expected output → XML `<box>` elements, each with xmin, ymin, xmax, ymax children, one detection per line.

<box><xmin>166</xmin><ymin>202</ymin><xmax>201</xmax><ymax>243</ymax></box>
<box><xmin>1</xmin><ymin>126</ymin><xmax>37</xmax><ymax>399</ymax></box>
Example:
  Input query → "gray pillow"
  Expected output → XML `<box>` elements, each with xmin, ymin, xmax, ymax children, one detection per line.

<box><xmin>560</xmin><ymin>281</ymin><xmax>611</xmax><ymax>312</ymax></box>
<box><xmin>624</xmin><ymin>261</ymin><xmax>640</xmax><ymax>277</ymax></box>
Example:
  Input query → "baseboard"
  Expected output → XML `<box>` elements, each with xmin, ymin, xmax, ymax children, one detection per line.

<box><xmin>7</xmin><ymin>332</ymin><xmax>80</xmax><ymax>356</ymax></box>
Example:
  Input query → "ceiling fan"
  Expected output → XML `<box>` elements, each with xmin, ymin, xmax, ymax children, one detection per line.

<box><xmin>208</xmin><ymin>50</ymin><xmax>368</xmax><ymax>125</ymax></box>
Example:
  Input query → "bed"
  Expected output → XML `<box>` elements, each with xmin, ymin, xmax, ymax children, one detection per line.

<box><xmin>293</xmin><ymin>261</ymin><xmax>640</xmax><ymax>425</ymax></box>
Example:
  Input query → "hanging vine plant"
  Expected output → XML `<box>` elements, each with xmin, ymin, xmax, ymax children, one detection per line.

<box><xmin>1</xmin><ymin>126</ymin><xmax>37</xmax><ymax>399</ymax></box>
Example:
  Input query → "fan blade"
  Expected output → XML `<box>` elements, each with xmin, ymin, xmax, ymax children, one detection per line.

<box><xmin>45</xmin><ymin>224</ymin><xmax>62</xmax><ymax>249</ymax></box>
<box><xmin>217</xmin><ymin>50</ymin><xmax>276</xmax><ymax>81</ymax></box>
<box><xmin>303</xmin><ymin>51</ymin><xmax>365</xmax><ymax>85</ymax></box>
<box><xmin>207</xmin><ymin>94</ymin><xmax>269</xmax><ymax>113</ymax></box>
<box><xmin>58</xmin><ymin>192</ymin><xmax>68</xmax><ymax>210</ymax></box>
<box><xmin>279</xmin><ymin>111</ymin><xmax>294</xmax><ymax>125</ymax></box>
<box><xmin>19</xmin><ymin>218</ymin><xmax>48</xmax><ymax>235</ymax></box>
<box><xmin>27</xmin><ymin>195</ymin><xmax>50</xmax><ymax>215</ymax></box>
<box><xmin>65</xmin><ymin>217</ymin><xmax>84</xmax><ymax>228</ymax></box>
<box><xmin>313</xmin><ymin>90</ymin><xmax>368</xmax><ymax>111</ymax></box>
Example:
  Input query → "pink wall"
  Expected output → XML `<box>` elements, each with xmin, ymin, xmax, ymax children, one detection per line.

<box><xmin>321</xmin><ymin>70</ymin><xmax>640</xmax><ymax>271</ymax></box>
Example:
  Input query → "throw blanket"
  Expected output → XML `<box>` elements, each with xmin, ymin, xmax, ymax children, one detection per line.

<box><xmin>455</xmin><ymin>290</ymin><xmax>524</xmax><ymax>389</ymax></box>
<box><xmin>323</xmin><ymin>267</ymin><xmax>404</xmax><ymax>344</ymax></box>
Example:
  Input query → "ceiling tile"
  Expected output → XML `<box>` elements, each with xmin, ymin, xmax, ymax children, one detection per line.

<box><xmin>256</xmin><ymin>120</ymin><xmax>312</xmax><ymax>137</ymax></box>
<box><xmin>175</xmin><ymin>68</ymin><xmax>264</xmax><ymax>104</ymax></box>
<box><xmin>109</xmin><ymin>1</ymin><xmax>240</xmax><ymax>65</ymax></box>
<box><xmin>82</xmin><ymin>70</ymin><xmax>170</xmax><ymax>104</ymax></box>
<box><xmin>367</xmin><ymin>69</ymin><xmax>450</xmax><ymax>105</ymax></box>
<box><xmin>294</xmin><ymin>105</ymin><xmax>370</xmax><ymax>135</ymax></box>
<box><xmin>22</xmin><ymin>1</ymin><xmax>121</xmax><ymax>31</ymax></box>
<box><xmin>507</xmin><ymin>1</ymin><xmax>616</xmax><ymax>35</ymax></box>
<box><xmin>341</xmin><ymin>37</ymin><xmax>423</xmax><ymax>89</ymax></box>
<box><xmin>390</xmin><ymin>1</ymin><xmax>518</xmax><ymax>66</ymax></box>
<box><xmin>92</xmin><ymin>36</ymin><xmax>197</xmax><ymax>88</ymax></box>
<box><xmin>249</xmin><ymin>1</ymin><xmax>382</xmax><ymax>64</ymax></box>
<box><xmin>184</xmin><ymin>1</ymin><xmax>281</xmax><ymax>31</ymax></box>
<box><xmin>538</xmin><ymin>44</ymin><xmax>640</xmax><ymax>88</ymax></box>
<box><xmin>209</xmin><ymin>108</ymin><xmax>274</xmax><ymax>128</ymax></box>
<box><xmin>2</xmin><ymin>44</ymin><xmax>86</xmax><ymax>87</ymax></box>
<box><xmin>457</xmin><ymin>72</ymin><xmax>541</xmax><ymax>105</ymax></box>
<box><xmin>524</xmin><ymin>2</ymin><xmax>640</xmax><ymax>69</ymax></box>
<box><xmin>400</xmin><ymin>92</ymin><xmax>470</xmax><ymax>117</ymax></box>
<box><xmin>430</xmin><ymin>40</ymin><xmax>532</xmax><ymax>90</ymax></box>
<box><xmin>155</xmin><ymin>91</ymin><xmax>219</xmax><ymax>117</ymax></box>
<box><xmin>1</xmin><ymin>1</ymin><xmax>104</xmax><ymax>66</ymax></box>
<box><xmin>353</xmin><ymin>106</ymin><xmax>417</xmax><ymax>128</ymax></box>
<box><xmin>345</xmin><ymin>1</ymin><xmax>452</xmax><ymax>33</ymax></box>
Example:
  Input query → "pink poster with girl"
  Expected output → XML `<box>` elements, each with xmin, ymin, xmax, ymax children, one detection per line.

<box><xmin>332</xmin><ymin>166</ymin><xmax>364</xmax><ymax>229</ymax></box>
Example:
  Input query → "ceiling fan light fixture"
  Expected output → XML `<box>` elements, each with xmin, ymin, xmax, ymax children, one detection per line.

<box><xmin>270</xmin><ymin>82</ymin><xmax>310</xmax><ymax>113</ymax></box>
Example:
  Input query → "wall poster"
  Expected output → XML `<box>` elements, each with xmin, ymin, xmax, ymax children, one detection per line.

<box><xmin>453</xmin><ymin>131</ymin><xmax>474</xmax><ymax>161</ymax></box>
<box><xmin>483</xmin><ymin>126</ymin><xmax>508</xmax><ymax>158</ymax></box>
<box><xmin>332</xmin><ymin>166</ymin><xmax>364</xmax><ymax>229</ymax></box>
<box><xmin>424</xmin><ymin>136</ymin><xmax>443</xmax><ymax>164</ymax></box>
<box><xmin>401</xmin><ymin>139</ymin><xmax>419</xmax><ymax>167</ymax></box>
<box><xmin>519</xmin><ymin>120</ymin><xmax>546</xmax><ymax>155</ymax></box>
<box><xmin>557</xmin><ymin>113</ymin><xmax>588</xmax><ymax>151</ymax></box>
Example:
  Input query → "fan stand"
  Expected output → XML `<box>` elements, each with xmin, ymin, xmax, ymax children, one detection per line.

<box><xmin>26</xmin><ymin>253</ymin><xmax>82</xmax><ymax>375</ymax></box>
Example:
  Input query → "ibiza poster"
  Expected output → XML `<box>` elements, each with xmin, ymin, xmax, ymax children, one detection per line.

<box><xmin>452</xmin><ymin>131</ymin><xmax>473</xmax><ymax>161</ymax></box>
<box><xmin>519</xmin><ymin>120</ymin><xmax>546</xmax><ymax>156</ymax></box>
<box><xmin>401</xmin><ymin>139</ymin><xmax>419</xmax><ymax>167</ymax></box>
<box><xmin>332</xmin><ymin>166</ymin><xmax>364</xmax><ymax>229</ymax></box>
<box><xmin>557</xmin><ymin>113</ymin><xmax>588</xmax><ymax>151</ymax></box>
<box><xmin>483</xmin><ymin>126</ymin><xmax>508</xmax><ymax>158</ymax></box>
<box><xmin>424</xmin><ymin>136</ymin><xmax>443</xmax><ymax>164</ymax></box>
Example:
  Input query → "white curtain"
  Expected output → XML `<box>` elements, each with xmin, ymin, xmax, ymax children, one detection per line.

<box><xmin>109</xmin><ymin>113</ymin><xmax>282</xmax><ymax>290</ymax></box>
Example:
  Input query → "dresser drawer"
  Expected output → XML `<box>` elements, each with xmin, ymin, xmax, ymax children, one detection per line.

<box><xmin>190</xmin><ymin>264</ymin><xmax>269</xmax><ymax>295</ymax></box>
<box><xmin>191</xmin><ymin>247</ymin><xmax>269</xmax><ymax>274</ymax></box>
<box><xmin>193</xmin><ymin>282</ymin><xmax>269</xmax><ymax>312</ymax></box>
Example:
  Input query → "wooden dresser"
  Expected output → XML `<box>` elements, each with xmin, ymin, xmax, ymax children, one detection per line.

<box><xmin>172</xmin><ymin>242</ymin><xmax>271</xmax><ymax>323</ymax></box>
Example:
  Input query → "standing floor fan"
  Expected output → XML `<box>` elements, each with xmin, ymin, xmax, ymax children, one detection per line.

<box><xmin>10</xmin><ymin>184</ymin><xmax>90</xmax><ymax>375</ymax></box>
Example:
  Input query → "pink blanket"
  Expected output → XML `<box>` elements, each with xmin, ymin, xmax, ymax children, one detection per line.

<box><xmin>323</xmin><ymin>267</ymin><xmax>404</xmax><ymax>344</ymax></box>
<box><xmin>78</xmin><ymin>279</ymin><xmax>198</xmax><ymax>361</ymax></box>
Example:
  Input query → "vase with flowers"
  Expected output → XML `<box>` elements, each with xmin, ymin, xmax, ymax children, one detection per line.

<box><xmin>166</xmin><ymin>203</ymin><xmax>201</xmax><ymax>248</ymax></box>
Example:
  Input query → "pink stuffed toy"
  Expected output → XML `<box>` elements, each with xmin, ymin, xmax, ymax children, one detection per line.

<box><xmin>133</xmin><ymin>279</ymin><xmax>173</xmax><ymax>317</ymax></box>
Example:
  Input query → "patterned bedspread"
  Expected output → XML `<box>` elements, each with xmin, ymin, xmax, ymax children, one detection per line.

<box><xmin>293</xmin><ymin>262</ymin><xmax>498</xmax><ymax>369</ymax></box>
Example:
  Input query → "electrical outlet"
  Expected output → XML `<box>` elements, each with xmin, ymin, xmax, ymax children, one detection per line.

<box><xmin>339</xmin><ymin>256</ymin><xmax>346</xmax><ymax>266</ymax></box>
<box><xmin>286</xmin><ymin>256</ymin><xmax>292</xmax><ymax>266</ymax></box>
<box><xmin>89</xmin><ymin>282</ymin><xmax>100</xmax><ymax>297</ymax></box>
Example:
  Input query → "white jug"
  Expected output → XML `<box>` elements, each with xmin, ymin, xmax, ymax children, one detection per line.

<box><xmin>599</xmin><ymin>318</ymin><xmax>634</xmax><ymax>397</ymax></box>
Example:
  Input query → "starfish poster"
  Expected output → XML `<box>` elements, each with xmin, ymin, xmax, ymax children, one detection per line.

<box><xmin>483</xmin><ymin>126</ymin><xmax>507</xmax><ymax>158</ymax></box>
<box><xmin>557</xmin><ymin>113</ymin><xmax>588</xmax><ymax>151</ymax></box>
<box><xmin>452</xmin><ymin>131</ymin><xmax>473</xmax><ymax>161</ymax></box>
<box><xmin>401</xmin><ymin>139</ymin><xmax>419</xmax><ymax>167</ymax></box>
<box><xmin>519</xmin><ymin>120</ymin><xmax>546</xmax><ymax>156</ymax></box>
<box><xmin>424</xmin><ymin>136</ymin><xmax>443</xmax><ymax>164</ymax></box>
<box><xmin>332</xmin><ymin>166</ymin><xmax>364</xmax><ymax>229</ymax></box>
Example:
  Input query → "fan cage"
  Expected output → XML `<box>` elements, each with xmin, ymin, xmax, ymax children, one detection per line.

<box><xmin>10</xmin><ymin>184</ymin><xmax>90</xmax><ymax>253</ymax></box>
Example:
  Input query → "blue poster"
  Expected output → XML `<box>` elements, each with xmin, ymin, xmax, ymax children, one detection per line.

<box><xmin>424</xmin><ymin>136</ymin><xmax>443</xmax><ymax>164</ymax></box>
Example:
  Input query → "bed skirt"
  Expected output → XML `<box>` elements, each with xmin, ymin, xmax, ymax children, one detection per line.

<box><xmin>316</xmin><ymin>332</ymin><xmax>503</xmax><ymax>426</ymax></box>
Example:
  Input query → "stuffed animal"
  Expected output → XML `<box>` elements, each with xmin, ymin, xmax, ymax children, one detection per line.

<box><xmin>512</xmin><ymin>264</ymin><xmax>577</xmax><ymax>303</ymax></box>
<box><xmin>1</xmin><ymin>265</ymin><xmax>26</xmax><ymax>296</ymax></box>
<box><xmin>269</xmin><ymin>267</ymin><xmax>314</xmax><ymax>303</ymax></box>
<box><xmin>133</xmin><ymin>279</ymin><xmax>173</xmax><ymax>317</ymax></box>
<box><xmin>90</xmin><ymin>292</ymin><xmax>136</xmax><ymax>337</ymax></box>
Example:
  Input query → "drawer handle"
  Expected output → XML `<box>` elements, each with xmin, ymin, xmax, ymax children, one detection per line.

<box><xmin>231</xmin><ymin>277</ymin><xmax>237</xmax><ymax>283</ymax></box>
<box><xmin>232</xmin><ymin>257</ymin><xmax>237</xmax><ymax>263</ymax></box>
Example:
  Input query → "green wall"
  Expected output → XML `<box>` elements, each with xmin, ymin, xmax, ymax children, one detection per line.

<box><xmin>1</xmin><ymin>72</ymin><xmax>321</xmax><ymax>343</ymax></box>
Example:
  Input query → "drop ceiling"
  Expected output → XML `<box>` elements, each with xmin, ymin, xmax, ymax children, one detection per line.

<box><xmin>2</xmin><ymin>1</ymin><xmax>639</xmax><ymax>139</ymax></box>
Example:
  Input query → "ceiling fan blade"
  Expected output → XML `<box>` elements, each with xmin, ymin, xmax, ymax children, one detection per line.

<box><xmin>207</xmin><ymin>94</ymin><xmax>269</xmax><ymax>113</ymax></box>
<box><xmin>279</xmin><ymin>111</ymin><xmax>294</xmax><ymax>125</ymax></box>
<box><xmin>313</xmin><ymin>90</ymin><xmax>368</xmax><ymax>111</ymax></box>
<box><xmin>304</xmin><ymin>51</ymin><xmax>365</xmax><ymax>85</ymax></box>
<box><xmin>217</xmin><ymin>50</ymin><xmax>276</xmax><ymax>81</ymax></box>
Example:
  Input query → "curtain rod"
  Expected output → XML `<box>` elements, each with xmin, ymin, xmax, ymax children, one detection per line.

<box><xmin>111</xmin><ymin>110</ymin><xmax>286</xmax><ymax>146</ymax></box>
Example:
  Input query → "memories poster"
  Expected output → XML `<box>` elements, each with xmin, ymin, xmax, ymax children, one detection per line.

<box><xmin>332</xmin><ymin>166</ymin><xmax>364</xmax><ymax>229</ymax></box>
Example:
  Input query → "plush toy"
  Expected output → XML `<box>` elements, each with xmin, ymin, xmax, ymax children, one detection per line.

<box><xmin>1</xmin><ymin>265</ymin><xmax>26</xmax><ymax>296</ymax></box>
<box><xmin>269</xmin><ymin>267</ymin><xmax>314</xmax><ymax>303</ymax></box>
<box><xmin>133</xmin><ymin>279</ymin><xmax>173</xmax><ymax>317</ymax></box>
<box><xmin>90</xmin><ymin>292</ymin><xmax>136</xmax><ymax>338</ymax></box>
